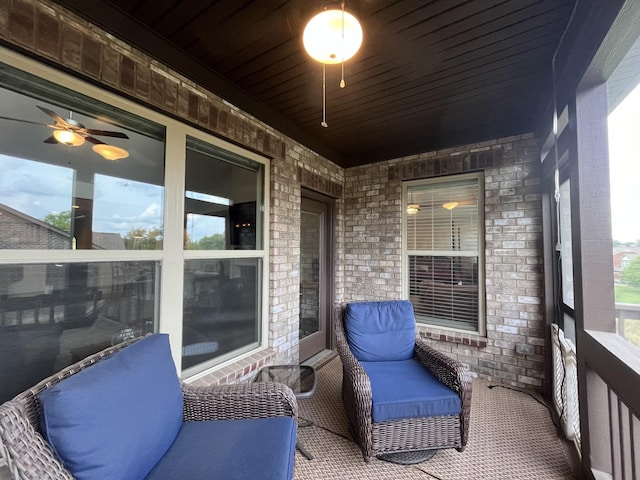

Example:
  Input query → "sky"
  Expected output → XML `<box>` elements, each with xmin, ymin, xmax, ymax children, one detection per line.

<box><xmin>608</xmin><ymin>81</ymin><xmax>640</xmax><ymax>243</ymax></box>
<box><xmin>0</xmin><ymin>154</ymin><xmax>164</xmax><ymax>236</ymax></box>
<box><xmin>0</xmin><ymin>153</ymin><xmax>227</xmax><ymax>243</ymax></box>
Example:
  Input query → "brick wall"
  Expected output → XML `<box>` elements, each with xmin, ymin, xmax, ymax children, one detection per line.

<box><xmin>1</xmin><ymin>0</ymin><xmax>545</xmax><ymax>390</ymax></box>
<box><xmin>0</xmin><ymin>209</ymin><xmax>68</xmax><ymax>249</ymax></box>
<box><xmin>343</xmin><ymin>136</ymin><xmax>545</xmax><ymax>389</ymax></box>
<box><xmin>0</xmin><ymin>0</ymin><xmax>344</xmax><ymax>383</ymax></box>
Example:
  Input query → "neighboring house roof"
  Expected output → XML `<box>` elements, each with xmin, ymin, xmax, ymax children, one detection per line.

<box><xmin>0</xmin><ymin>203</ymin><xmax>69</xmax><ymax>236</ymax></box>
<box><xmin>92</xmin><ymin>232</ymin><xmax>126</xmax><ymax>250</ymax></box>
<box><xmin>613</xmin><ymin>248</ymin><xmax>640</xmax><ymax>271</ymax></box>
<box><xmin>0</xmin><ymin>203</ymin><xmax>124</xmax><ymax>250</ymax></box>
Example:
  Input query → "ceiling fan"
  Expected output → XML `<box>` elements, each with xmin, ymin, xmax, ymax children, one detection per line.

<box><xmin>0</xmin><ymin>106</ymin><xmax>130</xmax><ymax>160</ymax></box>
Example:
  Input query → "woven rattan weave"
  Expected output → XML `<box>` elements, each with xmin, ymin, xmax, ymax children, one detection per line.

<box><xmin>335</xmin><ymin>303</ymin><xmax>472</xmax><ymax>462</ymax></box>
<box><xmin>0</xmin><ymin>336</ymin><xmax>297</xmax><ymax>480</ymax></box>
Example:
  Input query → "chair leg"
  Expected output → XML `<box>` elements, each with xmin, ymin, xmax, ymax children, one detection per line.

<box><xmin>297</xmin><ymin>439</ymin><xmax>314</xmax><ymax>460</ymax></box>
<box><xmin>377</xmin><ymin>449</ymin><xmax>438</xmax><ymax>464</ymax></box>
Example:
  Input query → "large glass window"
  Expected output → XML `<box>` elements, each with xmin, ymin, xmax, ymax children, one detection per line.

<box><xmin>182</xmin><ymin>258</ymin><xmax>260</xmax><ymax>370</ymax></box>
<box><xmin>0</xmin><ymin>64</ymin><xmax>165</xmax><ymax>402</ymax></box>
<box><xmin>182</xmin><ymin>137</ymin><xmax>265</xmax><ymax>373</ymax></box>
<box><xmin>184</xmin><ymin>137</ymin><xmax>263</xmax><ymax>251</ymax></box>
<box><xmin>0</xmin><ymin>65</ymin><xmax>165</xmax><ymax>251</ymax></box>
<box><xmin>0</xmin><ymin>260</ymin><xmax>158</xmax><ymax>401</ymax></box>
<box><xmin>0</xmin><ymin>56</ymin><xmax>270</xmax><ymax>399</ymax></box>
<box><xmin>608</xmin><ymin>43</ymin><xmax>640</xmax><ymax>349</ymax></box>
<box><xmin>404</xmin><ymin>174</ymin><xmax>484</xmax><ymax>333</ymax></box>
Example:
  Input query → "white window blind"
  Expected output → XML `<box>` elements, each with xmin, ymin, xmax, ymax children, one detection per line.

<box><xmin>406</xmin><ymin>176</ymin><xmax>482</xmax><ymax>332</ymax></box>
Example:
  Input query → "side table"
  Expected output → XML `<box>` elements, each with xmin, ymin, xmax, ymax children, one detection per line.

<box><xmin>253</xmin><ymin>364</ymin><xmax>317</xmax><ymax>460</ymax></box>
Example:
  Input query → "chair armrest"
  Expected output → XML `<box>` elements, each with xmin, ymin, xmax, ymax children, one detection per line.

<box><xmin>0</xmin><ymin>401</ymin><xmax>73</xmax><ymax>480</ymax></box>
<box><xmin>181</xmin><ymin>382</ymin><xmax>298</xmax><ymax>422</ymax></box>
<box><xmin>334</xmin><ymin>304</ymin><xmax>374</xmax><ymax>460</ymax></box>
<box><xmin>340</xmin><ymin>353</ymin><xmax>374</xmax><ymax>444</ymax></box>
<box><xmin>414</xmin><ymin>338</ymin><xmax>473</xmax><ymax>448</ymax></box>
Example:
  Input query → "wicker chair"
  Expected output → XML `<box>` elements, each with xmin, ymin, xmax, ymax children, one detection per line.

<box><xmin>335</xmin><ymin>300</ymin><xmax>472</xmax><ymax>463</ymax></box>
<box><xmin>0</xmin><ymin>336</ymin><xmax>298</xmax><ymax>480</ymax></box>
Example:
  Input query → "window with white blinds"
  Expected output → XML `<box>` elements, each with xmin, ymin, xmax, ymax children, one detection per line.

<box><xmin>404</xmin><ymin>173</ymin><xmax>484</xmax><ymax>333</ymax></box>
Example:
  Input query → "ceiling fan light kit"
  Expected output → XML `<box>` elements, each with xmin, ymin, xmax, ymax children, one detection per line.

<box><xmin>0</xmin><ymin>105</ymin><xmax>130</xmax><ymax>160</ymax></box>
<box><xmin>407</xmin><ymin>204</ymin><xmax>420</xmax><ymax>215</ymax></box>
<box><xmin>303</xmin><ymin>2</ymin><xmax>362</xmax><ymax>128</ymax></box>
<box><xmin>52</xmin><ymin>129</ymin><xmax>85</xmax><ymax>146</ymax></box>
<box><xmin>92</xmin><ymin>144</ymin><xmax>129</xmax><ymax>161</ymax></box>
<box><xmin>303</xmin><ymin>9</ymin><xmax>363</xmax><ymax>64</ymax></box>
<box><xmin>443</xmin><ymin>202</ymin><xmax>459</xmax><ymax>210</ymax></box>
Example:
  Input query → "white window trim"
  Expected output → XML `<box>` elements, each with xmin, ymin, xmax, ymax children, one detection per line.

<box><xmin>0</xmin><ymin>46</ymin><xmax>271</xmax><ymax>375</ymax></box>
<box><xmin>402</xmin><ymin>172</ymin><xmax>486</xmax><ymax>336</ymax></box>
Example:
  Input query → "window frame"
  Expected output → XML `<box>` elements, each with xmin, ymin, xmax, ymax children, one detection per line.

<box><xmin>0</xmin><ymin>46</ymin><xmax>270</xmax><ymax>376</ymax></box>
<box><xmin>402</xmin><ymin>172</ymin><xmax>486</xmax><ymax>335</ymax></box>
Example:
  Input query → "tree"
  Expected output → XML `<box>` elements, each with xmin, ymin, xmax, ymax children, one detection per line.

<box><xmin>621</xmin><ymin>256</ymin><xmax>640</xmax><ymax>287</ymax></box>
<box><xmin>123</xmin><ymin>227</ymin><xmax>163</xmax><ymax>250</ymax></box>
<box><xmin>616</xmin><ymin>239</ymin><xmax>640</xmax><ymax>248</ymax></box>
<box><xmin>189</xmin><ymin>233</ymin><xmax>226</xmax><ymax>250</ymax></box>
<box><xmin>43</xmin><ymin>210</ymin><xmax>71</xmax><ymax>232</ymax></box>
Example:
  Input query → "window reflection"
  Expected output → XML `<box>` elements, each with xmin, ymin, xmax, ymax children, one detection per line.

<box><xmin>0</xmin><ymin>261</ymin><xmax>158</xmax><ymax>402</ymax></box>
<box><xmin>0</xmin><ymin>71</ymin><xmax>165</xmax><ymax>250</ymax></box>
<box><xmin>185</xmin><ymin>137</ymin><xmax>263</xmax><ymax>250</ymax></box>
<box><xmin>182</xmin><ymin>258</ymin><xmax>260</xmax><ymax>370</ymax></box>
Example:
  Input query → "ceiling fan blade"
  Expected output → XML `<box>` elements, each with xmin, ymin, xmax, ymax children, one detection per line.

<box><xmin>43</xmin><ymin>135</ymin><xmax>59</xmax><ymax>144</ymax></box>
<box><xmin>84</xmin><ymin>129</ymin><xmax>129</xmax><ymax>139</ymax></box>
<box><xmin>36</xmin><ymin>106</ymin><xmax>69</xmax><ymax>126</ymax></box>
<box><xmin>0</xmin><ymin>116</ymin><xmax>48</xmax><ymax>127</ymax></box>
<box><xmin>85</xmin><ymin>136</ymin><xmax>105</xmax><ymax>145</ymax></box>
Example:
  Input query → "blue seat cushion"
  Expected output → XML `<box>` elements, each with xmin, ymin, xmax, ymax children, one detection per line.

<box><xmin>38</xmin><ymin>334</ymin><xmax>183</xmax><ymax>480</ymax></box>
<box><xmin>344</xmin><ymin>300</ymin><xmax>416</xmax><ymax>362</ymax></box>
<box><xmin>145</xmin><ymin>417</ymin><xmax>297</xmax><ymax>480</ymax></box>
<box><xmin>361</xmin><ymin>358</ymin><xmax>462</xmax><ymax>423</ymax></box>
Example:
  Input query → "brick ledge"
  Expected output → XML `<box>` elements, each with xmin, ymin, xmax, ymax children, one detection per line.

<box><xmin>417</xmin><ymin>328</ymin><xmax>488</xmax><ymax>348</ymax></box>
<box><xmin>184</xmin><ymin>348</ymin><xmax>277</xmax><ymax>386</ymax></box>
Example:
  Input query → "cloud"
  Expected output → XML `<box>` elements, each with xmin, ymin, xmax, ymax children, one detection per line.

<box><xmin>140</xmin><ymin>202</ymin><xmax>161</xmax><ymax>220</ymax></box>
<box><xmin>0</xmin><ymin>155</ymin><xmax>72</xmax><ymax>219</ymax></box>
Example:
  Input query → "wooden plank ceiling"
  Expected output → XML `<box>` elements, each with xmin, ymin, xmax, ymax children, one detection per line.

<box><xmin>55</xmin><ymin>0</ymin><xmax>574</xmax><ymax>167</ymax></box>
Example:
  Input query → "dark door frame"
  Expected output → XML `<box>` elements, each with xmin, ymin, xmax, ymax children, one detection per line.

<box><xmin>299</xmin><ymin>188</ymin><xmax>336</xmax><ymax>361</ymax></box>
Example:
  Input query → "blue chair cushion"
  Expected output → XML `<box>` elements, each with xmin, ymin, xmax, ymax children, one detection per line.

<box><xmin>361</xmin><ymin>358</ymin><xmax>462</xmax><ymax>423</ymax></box>
<box><xmin>345</xmin><ymin>300</ymin><xmax>416</xmax><ymax>361</ymax></box>
<box><xmin>145</xmin><ymin>417</ymin><xmax>297</xmax><ymax>480</ymax></box>
<box><xmin>38</xmin><ymin>334</ymin><xmax>183</xmax><ymax>480</ymax></box>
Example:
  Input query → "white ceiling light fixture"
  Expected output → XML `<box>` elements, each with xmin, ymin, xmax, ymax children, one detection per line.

<box><xmin>303</xmin><ymin>8</ymin><xmax>363</xmax><ymax>65</ymax></box>
<box><xmin>53</xmin><ymin>128</ymin><xmax>85</xmax><ymax>146</ymax></box>
<box><xmin>303</xmin><ymin>2</ymin><xmax>363</xmax><ymax>128</ymax></box>
<box><xmin>407</xmin><ymin>204</ymin><xmax>420</xmax><ymax>215</ymax></box>
<box><xmin>92</xmin><ymin>144</ymin><xmax>130</xmax><ymax>161</ymax></box>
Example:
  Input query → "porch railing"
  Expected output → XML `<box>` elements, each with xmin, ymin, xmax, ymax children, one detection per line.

<box><xmin>551</xmin><ymin>323</ymin><xmax>581</xmax><ymax>454</ymax></box>
<box><xmin>615</xmin><ymin>303</ymin><xmax>640</xmax><ymax>347</ymax></box>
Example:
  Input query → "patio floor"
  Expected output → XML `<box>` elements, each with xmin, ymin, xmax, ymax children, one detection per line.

<box><xmin>294</xmin><ymin>356</ymin><xmax>578</xmax><ymax>480</ymax></box>
<box><xmin>0</xmin><ymin>355</ymin><xmax>578</xmax><ymax>480</ymax></box>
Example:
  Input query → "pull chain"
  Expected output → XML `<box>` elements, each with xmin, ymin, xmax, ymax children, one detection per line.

<box><xmin>321</xmin><ymin>64</ymin><xmax>328</xmax><ymax>127</ymax></box>
<box><xmin>340</xmin><ymin>2</ymin><xmax>346</xmax><ymax>88</ymax></box>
